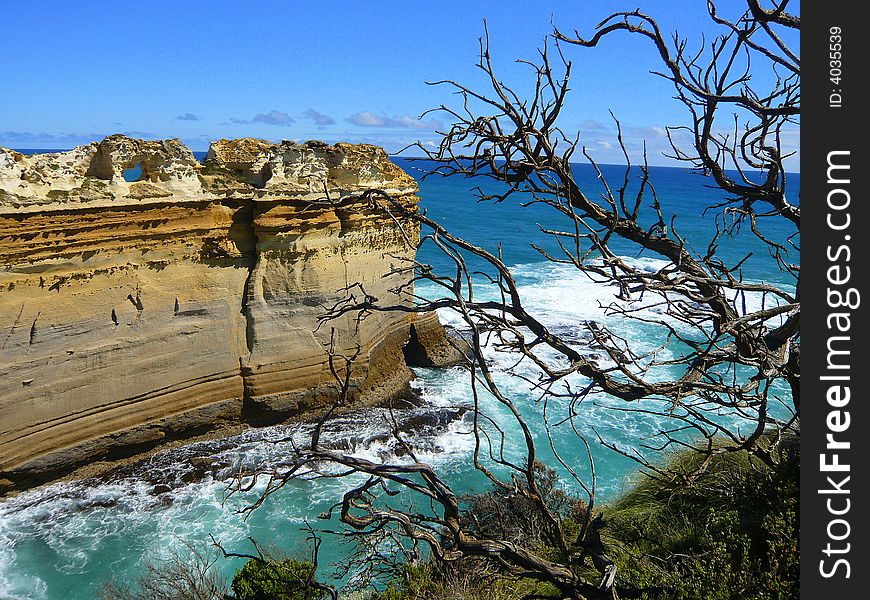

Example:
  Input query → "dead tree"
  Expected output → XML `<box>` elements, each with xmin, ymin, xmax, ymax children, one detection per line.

<box><xmin>236</xmin><ymin>2</ymin><xmax>799</xmax><ymax>598</ymax></box>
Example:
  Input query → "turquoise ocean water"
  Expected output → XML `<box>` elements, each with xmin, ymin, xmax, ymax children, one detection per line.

<box><xmin>0</xmin><ymin>156</ymin><xmax>798</xmax><ymax>598</ymax></box>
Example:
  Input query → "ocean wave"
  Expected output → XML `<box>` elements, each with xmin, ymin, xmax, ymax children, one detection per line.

<box><xmin>423</xmin><ymin>255</ymin><xmax>790</xmax><ymax>356</ymax></box>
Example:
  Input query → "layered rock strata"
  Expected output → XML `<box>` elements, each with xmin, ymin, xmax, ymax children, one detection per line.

<box><xmin>0</xmin><ymin>135</ymin><xmax>442</xmax><ymax>493</ymax></box>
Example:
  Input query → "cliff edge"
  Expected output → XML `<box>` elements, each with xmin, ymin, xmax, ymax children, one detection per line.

<box><xmin>0</xmin><ymin>135</ymin><xmax>450</xmax><ymax>493</ymax></box>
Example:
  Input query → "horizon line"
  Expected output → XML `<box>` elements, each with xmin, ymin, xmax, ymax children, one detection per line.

<box><xmin>6</xmin><ymin>147</ymin><xmax>801</xmax><ymax>176</ymax></box>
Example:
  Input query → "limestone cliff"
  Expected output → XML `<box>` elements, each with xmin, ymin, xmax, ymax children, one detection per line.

<box><xmin>0</xmin><ymin>135</ymin><xmax>442</xmax><ymax>493</ymax></box>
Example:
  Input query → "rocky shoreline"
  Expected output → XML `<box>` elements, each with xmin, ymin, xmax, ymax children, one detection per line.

<box><xmin>3</xmin><ymin>369</ymin><xmax>468</xmax><ymax>501</ymax></box>
<box><xmin>0</xmin><ymin>135</ymin><xmax>463</xmax><ymax>495</ymax></box>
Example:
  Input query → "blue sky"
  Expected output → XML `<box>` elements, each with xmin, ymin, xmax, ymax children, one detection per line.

<box><xmin>0</xmin><ymin>1</ymin><xmax>798</xmax><ymax>168</ymax></box>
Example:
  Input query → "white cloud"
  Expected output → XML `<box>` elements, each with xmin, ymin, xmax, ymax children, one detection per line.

<box><xmin>252</xmin><ymin>110</ymin><xmax>295</xmax><ymax>127</ymax></box>
<box><xmin>173</xmin><ymin>113</ymin><xmax>201</xmax><ymax>122</ymax></box>
<box><xmin>301</xmin><ymin>108</ymin><xmax>336</xmax><ymax>128</ymax></box>
<box><xmin>345</xmin><ymin>111</ymin><xmax>441</xmax><ymax>131</ymax></box>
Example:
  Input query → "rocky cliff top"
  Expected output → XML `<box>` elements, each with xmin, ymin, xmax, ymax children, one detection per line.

<box><xmin>0</xmin><ymin>135</ymin><xmax>418</xmax><ymax>211</ymax></box>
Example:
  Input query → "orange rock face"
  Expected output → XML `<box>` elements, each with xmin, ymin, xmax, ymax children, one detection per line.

<box><xmin>0</xmin><ymin>135</ymin><xmax>423</xmax><ymax>492</ymax></box>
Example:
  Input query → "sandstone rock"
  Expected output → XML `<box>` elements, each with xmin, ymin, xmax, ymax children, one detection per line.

<box><xmin>204</xmin><ymin>138</ymin><xmax>275</xmax><ymax>188</ymax></box>
<box><xmin>86</xmin><ymin>134</ymin><xmax>202</xmax><ymax>184</ymax></box>
<box><xmin>0</xmin><ymin>135</ymin><xmax>437</xmax><ymax>493</ymax></box>
<box><xmin>404</xmin><ymin>312</ymin><xmax>471</xmax><ymax>368</ymax></box>
<box><xmin>0</xmin><ymin>135</ymin><xmax>203</xmax><ymax>208</ymax></box>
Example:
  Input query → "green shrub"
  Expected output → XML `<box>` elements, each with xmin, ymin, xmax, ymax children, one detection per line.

<box><xmin>606</xmin><ymin>434</ymin><xmax>800</xmax><ymax>599</ymax></box>
<box><xmin>371</xmin><ymin>564</ymin><xmax>436</xmax><ymax>600</ymax></box>
<box><xmin>461</xmin><ymin>461</ymin><xmax>585</xmax><ymax>558</ymax></box>
<box><xmin>369</xmin><ymin>560</ymin><xmax>551</xmax><ymax>600</ymax></box>
<box><xmin>375</xmin><ymin>435</ymin><xmax>799</xmax><ymax>600</ymax></box>
<box><xmin>231</xmin><ymin>558</ymin><xmax>327</xmax><ymax>600</ymax></box>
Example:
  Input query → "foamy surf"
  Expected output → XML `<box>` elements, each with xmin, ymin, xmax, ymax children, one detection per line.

<box><xmin>0</xmin><ymin>382</ymin><xmax>481</xmax><ymax>599</ymax></box>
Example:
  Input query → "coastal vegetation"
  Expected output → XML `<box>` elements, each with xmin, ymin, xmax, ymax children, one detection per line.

<box><xmin>231</xmin><ymin>558</ymin><xmax>328</xmax><ymax>600</ymax></box>
<box><xmin>372</xmin><ymin>437</ymin><xmax>799</xmax><ymax>599</ymax></box>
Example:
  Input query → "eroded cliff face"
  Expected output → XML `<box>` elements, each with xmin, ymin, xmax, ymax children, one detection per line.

<box><xmin>0</xmin><ymin>135</ymin><xmax>431</xmax><ymax>493</ymax></box>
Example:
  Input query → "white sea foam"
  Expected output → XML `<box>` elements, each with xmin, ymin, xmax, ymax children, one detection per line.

<box><xmin>0</xmin><ymin>392</ymin><xmax>480</xmax><ymax>599</ymax></box>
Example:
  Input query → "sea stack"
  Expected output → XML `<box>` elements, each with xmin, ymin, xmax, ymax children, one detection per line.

<box><xmin>0</xmin><ymin>135</ymin><xmax>449</xmax><ymax>493</ymax></box>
